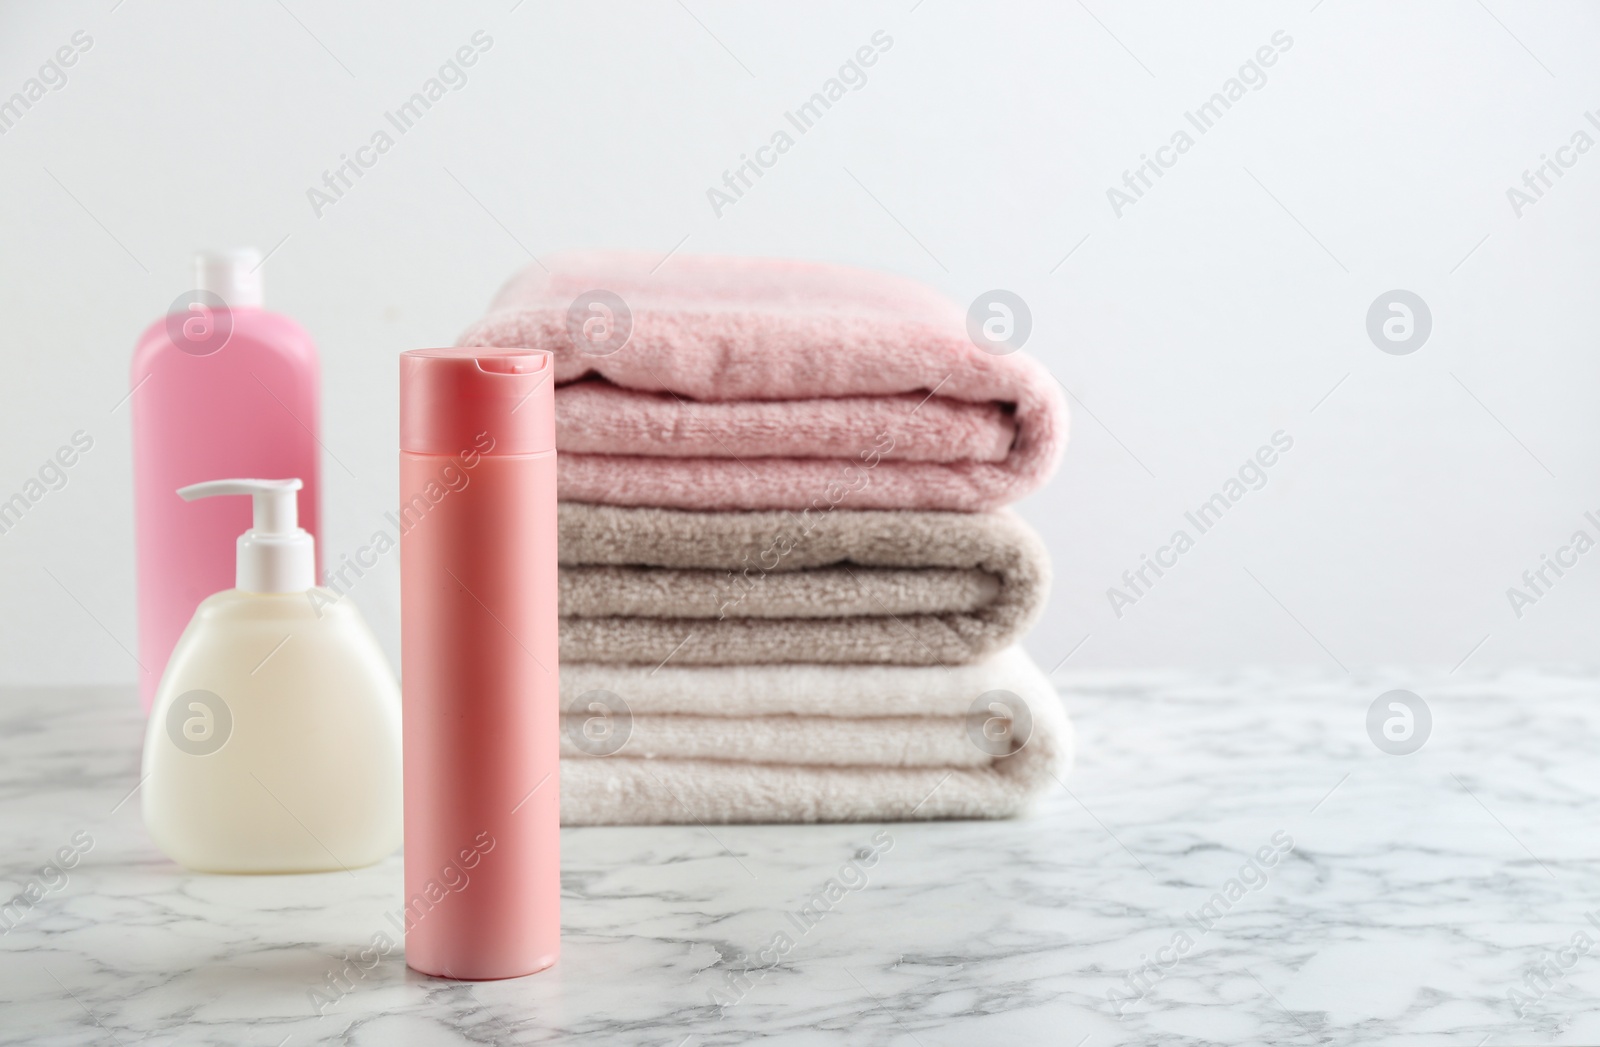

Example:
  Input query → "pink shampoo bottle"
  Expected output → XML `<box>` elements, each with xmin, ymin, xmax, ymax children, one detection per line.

<box><xmin>130</xmin><ymin>250</ymin><xmax>322</xmax><ymax>713</ymax></box>
<box><xmin>399</xmin><ymin>347</ymin><xmax>558</xmax><ymax>979</ymax></box>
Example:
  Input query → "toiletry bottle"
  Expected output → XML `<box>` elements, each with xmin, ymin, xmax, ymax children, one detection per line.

<box><xmin>141</xmin><ymin>478</ymin><xmax>400</xmax><ymax>874</ymax></box>
<box><xmin>400</xmin><ymin>347</ymin><xmax>558</xmax><ymax>979</ymax></box>
<box><xmin>131</xmin><ymin>250</ymin><xmax>322</xmax><ymax>713</ymax></box>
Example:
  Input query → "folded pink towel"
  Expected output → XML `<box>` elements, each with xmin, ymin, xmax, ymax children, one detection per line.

<box><xmin>456</xmin><ymin>251</ymin><xmax>1068</xmax><ymax>512</ymax></box>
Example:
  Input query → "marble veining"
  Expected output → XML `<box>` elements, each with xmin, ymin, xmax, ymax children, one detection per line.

<box><xmin>4</xmin><ymin>669</ymin><xmax>1600</xmax><ymax>1045</ymax></box>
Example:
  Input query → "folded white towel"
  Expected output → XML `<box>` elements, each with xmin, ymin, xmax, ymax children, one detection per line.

<box><xmin>558</xmin><ymin>647</ymin><xmax>1072</xmax><ymax>824</ymax></box>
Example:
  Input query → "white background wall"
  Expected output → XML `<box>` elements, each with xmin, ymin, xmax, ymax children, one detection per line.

<box><xmin>2</xmin><ymin>0</ymin><xmax>1597</xmax><ymax>685</ymax></box>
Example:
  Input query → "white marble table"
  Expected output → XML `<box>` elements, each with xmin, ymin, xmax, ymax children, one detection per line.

<box><xmin>4</xmin><ymin>670</ymin><xmax>1599</xmax><ymax>1046</ymax></box>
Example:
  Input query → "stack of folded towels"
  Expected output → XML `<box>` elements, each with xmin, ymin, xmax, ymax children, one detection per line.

<box><xmin>456</xmin><ymin>252</ymin><xmax>1071</xmax><ymax>824</ymax></box>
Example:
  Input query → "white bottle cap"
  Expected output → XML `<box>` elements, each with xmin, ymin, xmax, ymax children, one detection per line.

<box><xmin>195</xmin><ymin>249</ymin><xmax>264</xmax><ymax>309</ymax></box>
<box><xmin>178</xmin><ymin>478</ymin><xmax>314</xmax><ymax>593</ymax></box>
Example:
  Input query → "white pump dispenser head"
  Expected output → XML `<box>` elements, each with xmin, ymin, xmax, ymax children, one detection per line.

<box><xmin>178</xmin><ymin>478</ymin><xmax>314</xmax><ymax>593</ymax></box>
<box><xmin>195</xmin><ymin>249</ymin><xmax>264</xmax><ymax>308</ymax></box>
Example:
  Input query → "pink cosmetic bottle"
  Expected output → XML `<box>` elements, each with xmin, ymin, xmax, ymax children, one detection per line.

<box><xmin>130</xmin><ymin>250</ymin><xmax>321</xmax><ymax>712</ymax></box>
<box><xmin>399</xmin><ymin>347</ymin><xmax>559</xmax><ymax>980</ymax></box>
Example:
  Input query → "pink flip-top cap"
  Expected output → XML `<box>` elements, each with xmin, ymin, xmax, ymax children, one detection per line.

<box><xmin>400</xmin><ymin>347</ymin><xmax>555</xmax><ymax>456</ymax></box>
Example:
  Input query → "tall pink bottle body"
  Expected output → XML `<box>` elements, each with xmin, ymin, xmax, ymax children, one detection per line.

<box><xmin>130</xmin><ymin>308</ymin><xmax>321</xmax><ymax>712</ymax></box>
<box><xmin>400</xmin><ymin>347</ymin><xmax>559</xmax><ymax>980</ymax></box>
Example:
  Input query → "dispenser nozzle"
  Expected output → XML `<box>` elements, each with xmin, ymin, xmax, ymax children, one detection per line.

<box><xmin>178</xmin><ymin>478</ymin><xmax>313</xmax><ymax>594</ymax></box>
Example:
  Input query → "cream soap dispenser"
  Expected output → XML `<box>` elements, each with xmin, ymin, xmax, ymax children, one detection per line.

<box><xmin>141</xmin><ymin>478</ymin><xmax>401</xmax><ymax>873</ymax></box>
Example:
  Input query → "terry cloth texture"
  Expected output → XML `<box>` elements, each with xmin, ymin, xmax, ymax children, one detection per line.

<box><xmin>558</xmin><ymin>501</ymin><xmax>1050</xmax><ymax>666</ymax></box>
<box><xmin>558</xmin><ymin>647</ymin><xmax>1071</xmax><ymax>824</ymax></box>
<box><xmin>455</xmin><ymin>250</ymin><xmax>1069</xmax><ymax>512</ymax></box>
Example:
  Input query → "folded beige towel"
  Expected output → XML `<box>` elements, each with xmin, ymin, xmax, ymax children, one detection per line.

<box><xmin>559</xmin><ymin>503</ymin><xmax>1050</xmax><ymax>666</ymax></box>
<box><xmin>558</xmin><ymin>647</ymin><xmax>1071</xmax><ymax>824</ymax></box>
